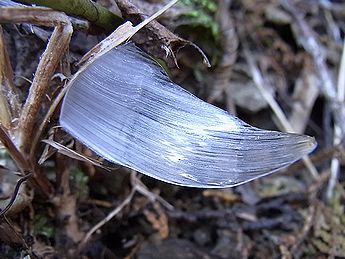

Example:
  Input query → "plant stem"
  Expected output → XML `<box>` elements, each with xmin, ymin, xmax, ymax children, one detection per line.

<box><xmin>14</xmin><ymin>0</ymin><xmax>123</xmax><ymax>31</ymax></box>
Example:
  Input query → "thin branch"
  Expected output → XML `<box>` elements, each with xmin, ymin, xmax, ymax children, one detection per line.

<box><xmin>0</xmin><ymin>124</ymin><xmax>53</xmax><ymax>196</ymax></box>
<box><xmin>0</xmin><ymin>125</ymin><xmax>28</xmax><ymax>172</ymax></box>
<box><xmin>79</xmin><ymin>0</ymin><xmax>179</xmax><ymax>65</ymax></box>
<box><xmin>281</xmin><ymin>0</ymin><xmax>345</xmax><ymax>136</ymax></box>
<box><xmin>0</xmin><ymin>173</ymin><xmax>32</xmax><ymax>217</ymax></box>
<box><xmin>243</xmin><ymin>48</ymin><xmax>318</xmax><ymax>179</ymax></box>
<box><xmin>132</xmin><ymin>174</ymin><xmax>174</xmax><ymax>211</ymax></box>
<box><xmin>327</xmin><ymin>39</ymin><xmax>345</xmax><ymax>199</ymax></box>
<box><xmin>288</xmin><ymin>63</ymin><xmax>319</xmax><ymax>134</ymax></box>
<box><xmin>79</xmin><ymin>188</ymin><xmax>136</xmax><ymax>247</ymax></box>
<box><xmin>78</xmin><ymin>171</ymin><xmax>174</xmax><ymax>248</ymax></box>
<box><xmin>0</xmin><ymin>25</ymin><xmax>20</xmax><ymax>129</ymax></box>
<box><xmin>280</xmin><ymin>0</ymin><xmax>345</xmax><ymax>197</ymax></box>
<box><xmin>14</xmin><ymin>0</ymin><xmax>122</xmax><ymax>31</ymax></box>
<box><xmin>31</xmin><ymin>0</ymin><xmax>179</xmax><ymax>157</ymax></box>
<box><xmin>40</xmin><ymin>139</ymin><xmax>113</xmax><ymax>171</ymax></box>
<box><xmin>208</xmin><ymin>0</ymin><xmax>238</xmax><ymax>113</ymax></box>
<box><xmin>0</xmin><ymin>8</ymin><xmax>74</xmax><ymax>155</ymax></box>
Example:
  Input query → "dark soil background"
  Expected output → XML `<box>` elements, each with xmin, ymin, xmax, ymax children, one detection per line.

<box><xmin>1</xmin><ymin>0</ymin><xmax>345</xmax><ymax>258</ymax></box>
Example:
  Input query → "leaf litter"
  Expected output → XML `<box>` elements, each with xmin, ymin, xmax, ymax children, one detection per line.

<box><xmin>0</xmin><ymin>0</ymin><xmax>345</xmax><ymax>258</ymax></box>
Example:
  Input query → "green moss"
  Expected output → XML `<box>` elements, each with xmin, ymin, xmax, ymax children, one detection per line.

<box><xmin>181</xmin><ymin>0</ymin><xmax>217</xmax><ymax>13</ymax></box>
<box><xmin>70</xmin><ymin>168</ymin><xmax>89</xmax><ymax>201</ymax></box>
<box><xmin>33</xmin><ymin>214</ymin><xmax>55</xmax><ymax>238</ymax></box>
<box><xmin>179</xmin><ymin>0</ymin><xmax>220</xmax><ymax>42</ymax></box>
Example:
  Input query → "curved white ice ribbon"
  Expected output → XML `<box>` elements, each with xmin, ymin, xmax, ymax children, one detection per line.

<box><xmin>60</xmin><ymin>43</ymin><xmax>316</xmax><ymax>188</ymax></box>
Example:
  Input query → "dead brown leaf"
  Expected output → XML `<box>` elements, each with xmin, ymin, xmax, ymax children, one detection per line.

<box><xmin>114</xmin><ymin>0</ymin><xmax>210</xmax><ymax>68</ymax></box>
<box><xmin>144</xmin><ymin>202</ymin><xmax>169</xmax><ymax>239</ymax></box>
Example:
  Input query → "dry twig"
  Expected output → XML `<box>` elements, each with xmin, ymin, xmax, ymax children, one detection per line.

<box><xmin>0</xmin><ymin>7</ymin><xmax>73</xmax><ymax>156</ymax></box>
<box><xmin>207</xmin><ymin>0</ymin><xmax>238</xmax><ymax>113</ymax></box>
<box><xmin>0</xmin><ymin>25</ymin><xmax>20</xmax><ymax>129</ymax></box>
<box><xmin>243</xmin><ymin>47</ymin><xmax>318</xmax><ymax>179</ymax></box>
<box><xmin>0</xmin><ymin>173</ymin><xmax>32</xmax><ymax>217</ymax></box>
<box><xmin>32</xmin><ymin>0</ymin><xmax>180</xmax><ymax>151</ymax></box>
<box><xmin>79</xmin><ymin>185</ymin><xmax>136</xmax><ymax>248</ymax></box>
<box><xmin>0</xmin><ymin>125</ymin><xmax>28</xmax><ymax>172</ymax></box>
<box><xmin>327</xmin><ymin>39</ymin><xmax>345</xmax><ymax>199</ymax></box>
<box><xmin>288</xmin><ymin>60</ymin><xmax>319</xmax><ymax>134</ymax></box>
<box><xmin>281</xmin><ymin>0</ymin><xmax>345</xmax><ymax>198</ymax></box>
<box><xmin>114</xmin><ymin>0</ymin><xmax>209</xmax><ymax>68</ymax></box>
<box><xmin>79</xmin><ymin>171</ymin><xmax>174</xmax><ymax>248</ymax></box>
